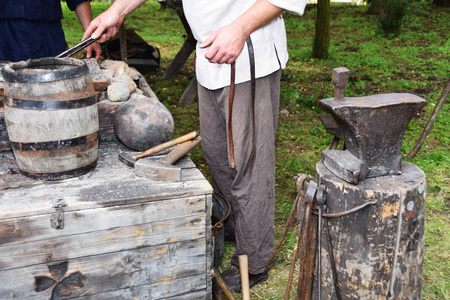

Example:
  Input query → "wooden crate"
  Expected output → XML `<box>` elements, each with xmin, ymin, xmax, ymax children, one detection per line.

<box><xmin>0</xmin><ymin>142</ymin><xmax>213</xmax><ymax>299</ymax></box>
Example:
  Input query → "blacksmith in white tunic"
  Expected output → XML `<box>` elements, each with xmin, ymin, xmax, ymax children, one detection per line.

<box><xmin>83</xmin><ymin>0</ymin><xmax>307</xmax><ymax>292</ymax></box>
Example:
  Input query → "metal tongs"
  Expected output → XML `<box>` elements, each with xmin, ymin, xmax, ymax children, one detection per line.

<box><xmin>56</xmin><ymin>30</ymin><xmax>106</xmax><ymax>58</ymax></box>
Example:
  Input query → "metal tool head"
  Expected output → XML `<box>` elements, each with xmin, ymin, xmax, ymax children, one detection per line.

<box><xmin>133</xmin><ymin>137</ymin><xmax>202</xmax><ymax>181</ymax></box>
<box><xmin>320</xmin><ymin>149</ymin><xmax>367</xmax><ymax>184</ymax></box>
<box><xmin>134</xmin><ymin>160</ymin><xmax>182</xmax><ymax>181</ymax></box>
<box><xmin>118</xmin><ymin>151</ymin><xmax>138</xmax><ymax>167</ymax></box>
<box><xmin>118</xmin><ymin>146</ymin><xmax>177</xmax><ymax>168</ymax></box>
<box><xmin>304</xmin><ymin>180</ymin><xmax>318</xmax><ymax>205</ymax></box>
<box><xmin>316</xmin><ymin>185</ymin><xmax>327</xmax><ymax>206</ymax></box>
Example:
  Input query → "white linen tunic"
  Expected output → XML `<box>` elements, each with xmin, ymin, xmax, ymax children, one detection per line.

<box><xmin>182</xmin><ymin>0</ymin><xmax>307</xmax><ymax>90</ymax></box>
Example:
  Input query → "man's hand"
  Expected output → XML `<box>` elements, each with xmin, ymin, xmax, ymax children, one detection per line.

<box><xmin>199</xmin><ymin>0</ymin><xmax>284</xmax><ymax>65</ymax></box>
<box><xmin>82</xmin><ymin>0</ymin><xmax>145</xmax><ymax>45</ymax></box>
<box><xmin>85</xmin><ymin>42</ymin><xmax>102</xmax><ymax>61</ymax></box>
<box><xmin>82</xmin><ymin>10</ymin><xmax>122</xmax><ymax>44</ymax></box>
<box><xmin>200</xmin><ymin>22</ymin><xmax>247</xmax><ymax>65</ymax></box>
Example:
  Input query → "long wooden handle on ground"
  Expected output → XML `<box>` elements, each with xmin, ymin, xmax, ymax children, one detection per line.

<box><xmin>133</xmin><ymin>131</ymin><xmax>198</xmax><ymax>160</ymax></box>
<box><xmin>212</xmin><ymin>269</ymin><xmax>237</xmax><ymax>300</ymax></box>
<box><xmin>408</xmin><ymin>78</ymin><xmax>450</xmax><ymax>160</ymax></box>
<box><xmin>239</xmin><ymin>255</ymin><xmax>251</xmax><ymax>300</ymax></box>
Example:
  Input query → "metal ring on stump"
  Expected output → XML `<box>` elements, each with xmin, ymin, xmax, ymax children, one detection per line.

<box><xmin>2</xmin><ymin>57</ymin><xmax>99</xmax><ymax>180</ymax></box>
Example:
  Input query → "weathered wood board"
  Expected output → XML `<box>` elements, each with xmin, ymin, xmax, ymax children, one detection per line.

<box><xmin>315</xmin><ymin>161</ymin><xmax>425</xmax><ymax>299</ymax></box>
<box><xmin>0</xmin><ymin>141</ymin><xmax>214</xmax><ymax>299</ymax></box>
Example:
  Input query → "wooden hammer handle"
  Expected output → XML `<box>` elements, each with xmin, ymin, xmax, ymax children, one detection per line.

<box><xmin>239</xmin><ymin>255</ymin><xmax>251</xmax><ymax>300</ymax></box>
<box><xmin>212</xmin><ymin>269</ymin><xmax>237</xmax><ymax>300</ymax></box>
<box><xmin>133</xmin><ymin>131</ymin><xmax>198</xmax><ymax>160</ymax></box>
<box><xmin>160</xmin><ymin>136</ymin><xmax>202</xmax><ymax>165</ymax></box>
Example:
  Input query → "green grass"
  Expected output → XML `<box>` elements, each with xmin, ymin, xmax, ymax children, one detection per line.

<box><xmin>63</xmin><ymin>1</ymin><xmax>449</xmax><ymax>298</ymax></box>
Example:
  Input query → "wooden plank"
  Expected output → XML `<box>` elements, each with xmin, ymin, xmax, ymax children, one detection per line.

<box><xmin>74</xmin><ymin>276</ymin><xmax>208</xmax><ymax>300</ymax></box>
<box><xmin>127</xmin><ymin>58</ymin><xmax>159</xmax><ymax>67</ymax></box>
<box><xmin>205</xmin><ymin>193</ymin><xmax>213</xmax><ymax>297</ymax></box>
<box><xmin>0</xmin><ymin>195</ymin><xmax>205</xmax><ymax>247</ymax></box>
<box><xmin>162</xmin><ymin>34</ymin><xmax>196</xmax><ymax>81</ymax></box>
<box><xmin>0</xmin><ymin>214</ymin><xmax>206</xmax><ymax>270</ymax></box>
<box><xmin>0</xmin><ymin>170</ymin><xmax>211</xmax><ymax>217</ymax></box>
<box><xmin>1</xmin><ymin>142</ymin><xmax>213</xmax><ymax>219</ymax></box>
<box><xmin>179</xmin><ymin>76</ymin><xmax>198</xmax><ymax>104</ymax></box>
<box><xmin>162</xmin><ymin>290</ymin><xmax>210</xmax><ymax>300</ymax></box>
<box><xmin>0</xmin><ymin>240</ymin><xmax>208</xmax><ymax>299</ymax></box>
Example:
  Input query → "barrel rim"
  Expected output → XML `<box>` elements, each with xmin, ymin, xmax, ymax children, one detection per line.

<box><xmin>1</xmin><ymin>57</ymin><xmax>89</xmax><ymax>83</ymax></box>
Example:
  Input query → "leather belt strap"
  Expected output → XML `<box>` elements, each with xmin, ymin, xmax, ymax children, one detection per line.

<box><xmin>227</xmin><ymin>37</ymin><xmax>256</xmax><ymax>173</ymax></box>
<box><xmin>244</xmin><ymin>36</ymin><xmax>256</xmax><ymax>175</ymax></box>
<box><xmin>228</xmin><ymin>62</ymin><xmax>236</xmax><ymax>169</ymax></box>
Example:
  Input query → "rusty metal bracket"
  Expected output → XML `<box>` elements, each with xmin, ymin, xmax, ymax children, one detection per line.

<box><xmin>50</xmin><ymin>198</ymin><xmax>67</xmax><ymax>230</ymax></box>
<box><xmin>304</xmin><ymin>180</ymin><xmax>318</xmax><ymax>205</ymax></box>
<box><xmin>316</xmin><ymin>185</ymin><xmax>327</xmax><ymax>300</ymax></box>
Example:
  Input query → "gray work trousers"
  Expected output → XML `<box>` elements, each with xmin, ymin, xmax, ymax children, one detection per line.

<box><xmin>198</xmin><ymin>69</ymin><xmax>281</xmax><ymax>274</ymax></box>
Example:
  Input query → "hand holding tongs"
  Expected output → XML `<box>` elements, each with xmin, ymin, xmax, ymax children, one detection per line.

<box><xmin>56</xmin><ymin>30</ymin><xmax>106</xmax><ymax>58</ymax></box>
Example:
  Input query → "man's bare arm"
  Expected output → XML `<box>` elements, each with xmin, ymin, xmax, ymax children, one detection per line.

<box><xmin>82</xmin><ymin>0</ymin><xmax>147</xmax><ymax>43</ymax></box>
<box><xmin>74</xmin><ymin>1</ymin><xmax>102</xmax><ymax>60</ymax></box>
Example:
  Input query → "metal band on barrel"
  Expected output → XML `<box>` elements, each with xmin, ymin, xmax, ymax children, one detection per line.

<box><xmin>19</xmin><ymin>160</ymin><xmax>97</xmax><ymax>180</ymax></box>
<box><xmin>5</xmin><ymin>95</ymin><xmax>97</xmax><ymax>110</ymax></box>
<box><xmin>10</xmin><ymin>132</ymin><xmax>98</xmax><ymax>152</ymax></box>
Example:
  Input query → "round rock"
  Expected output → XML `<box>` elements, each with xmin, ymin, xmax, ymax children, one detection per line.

<box><xmin>113</xmin><ymin>93</ymin><xmax>174</xmax><ymax>151</ymax></box>
<box><xmin>107</xmin><ymin>81</ymin><xmax>130</xmax><ymax>102</ymax></box>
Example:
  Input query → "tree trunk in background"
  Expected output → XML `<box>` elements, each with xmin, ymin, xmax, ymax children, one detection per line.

<box><xmin>380</xmin><ymin>0</ymin><xmax>405</xmax><ymax>36</ymax></box>
<box><xmin>368</xmin><ymin>0</ymin><xmax>383</xmax><ymax>14</ymax></box>
<box><xmin>312</xmin><ymin>0</ymin><xmax>331</xmax><ymax>59</ymax></box>
<box><xmin>433</xmin><ymin>0</ymin><xmax>450</xmax><ymax>6</ymax></box>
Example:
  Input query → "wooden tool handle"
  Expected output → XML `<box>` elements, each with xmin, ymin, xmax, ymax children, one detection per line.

<box><xmin>239</xmin><ymin>255</ymin><xmax>251</xmax><ymax>300</ymax></box>
<box><xmin>408</xmin><ymin>78</ymin><xmax>450</xmax><ymax>160</ymax></box>
<box><xmin>160</xmin><ymin>136</ymin><xmax>202</xmax><ymax>165</ymax></box>
<box><xmin>133</xmin><ymin>131</ymin><xmax>198</xmax><ymax>160</ymax></box>
<box><xmin>212</xmin><ymin>269</ymin><xmax>237</xmax><ymax>300</ymax></box>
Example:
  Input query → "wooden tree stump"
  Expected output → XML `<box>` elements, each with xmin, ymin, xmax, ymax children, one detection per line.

<box><xmin>315</xmin><ymin>161</ymin><xmax>425</xmax><ymax>299</ymax></box>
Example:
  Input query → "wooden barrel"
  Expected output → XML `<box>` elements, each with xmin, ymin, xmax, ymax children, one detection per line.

<box><xmin>2</xmin><ymin>58</ymin><xmax>99</xmax><ymax>180</ymax></box>
<box><xmin>315</xmin><ymin>161</ymin><xmax>425</xmax><ymax>299</ymax></box>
